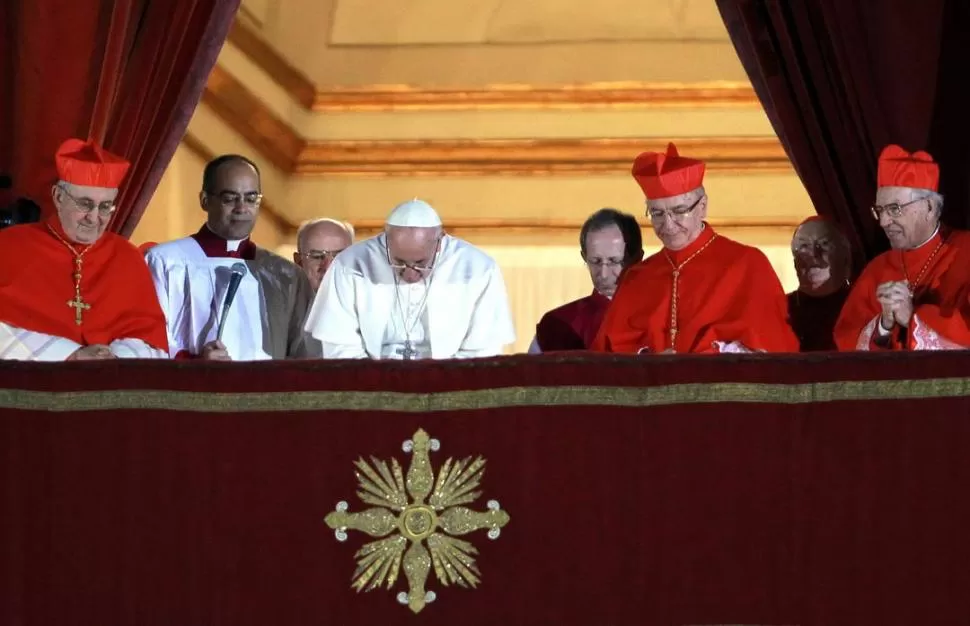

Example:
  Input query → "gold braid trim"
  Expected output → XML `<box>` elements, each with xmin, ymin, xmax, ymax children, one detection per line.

<box><xmin>2</xmin><ymin>377</ymin><xmax>969</xmax><ymax>413</ymax></box>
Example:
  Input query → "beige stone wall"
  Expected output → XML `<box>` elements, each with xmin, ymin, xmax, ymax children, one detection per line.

<box><xmin>132</xmin><ymin>0</ymin><xmax>813</xmax><ymax>354</ymax></box>
<box><xmin>239</xmin><ymin>0</ymin><xmax>748</xmax><ymax>86</ymax></box>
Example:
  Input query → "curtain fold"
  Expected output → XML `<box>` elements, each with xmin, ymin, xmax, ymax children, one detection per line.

<box><xmin>715</xmin><ymin>0</ymin><xmax>968</xmax><ymax>267</ymax></box>
<box><xmin>0</xmin><ymin>0</ymin><xmax>240</xmax><ymax>237</ymax></box>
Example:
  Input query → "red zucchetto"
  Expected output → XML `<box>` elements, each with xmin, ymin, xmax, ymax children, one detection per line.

<box><xmin>632</xmin><ymin>142</ymin><xmax>705</xmax><ymax>200</ymax></box>
<box><xmin>876</xmin><ymin>144</ymin><xmax>939</xmax><ymax>192</ymax></box>
<box><xmin>55</xmin><ymin>138</ymin><xmax>130</xmax><ymax>189</ymax></box>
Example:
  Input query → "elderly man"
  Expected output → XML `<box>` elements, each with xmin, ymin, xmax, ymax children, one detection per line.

<box><xmin>146</xmin><ymin>154</ymin><xmax>316</xmax><ymax>360</ymax></box>
<box><xmin>531</xmin><ymin>208</ymin><xmax>642</xmax><ymax>352</ymax></box>
<box><xmin>592</xmin><ymin>142</ymin><xmax>798</xmax><ymax>354</ymax></box>
<box><xmin>0</xmin><ymin>139</ymin><xmax>168</xmax><ymax>360</ymax></box>
<box><xmin>835</xmin><ymin>145</ymin><xmax>970</xmax><ymax>350</ymax></box>
<box><xmin>305</xmin><ymin>199</ymin><xmax>515</xmax><ymax>359</ymax></box>
<box><xmin>293</xmin><ymin>218</ymin><xmax>354</xmax><ymax>291</ymax></box>
<box><xmin>787</xmin><ymin>216</ymin><xmax>852</xmax><ymax>351</ymax></box>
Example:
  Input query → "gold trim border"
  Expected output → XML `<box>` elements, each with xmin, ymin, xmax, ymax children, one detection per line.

<box><xmin>3</xmin><ymin>378</ymin><xmax>968</xmax><ymax>413</ymax></box>
<box><xmin>225</xmin><ymin>19</ymin><xmax>760</xmax><ymax>112</ymax></box>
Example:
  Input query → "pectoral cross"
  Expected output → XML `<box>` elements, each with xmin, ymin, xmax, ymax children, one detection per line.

<box><xmin>67</xmin><ymin>293</ymin><xmax>90</xmax><ymax>325</ymax></box>
<box><xmin>397</xmin><ymin>341</ymin><xmax>417</xmax><ymax>360</ymax></box>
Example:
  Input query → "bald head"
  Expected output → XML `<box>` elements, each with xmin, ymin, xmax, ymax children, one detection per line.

<box><xmin>791</xmin><ymin>218</ymin><xmax>851</xmax><ymax>296</ymax></box>
<box><xmin>293</xmin><ymin>218</ymin><xmax>354</xmax><ymax>291</ymax></box>
<box><xmin>385</xmin><ymin>225</ymin><xmax>442</xmax><ymax>284</ymax></box>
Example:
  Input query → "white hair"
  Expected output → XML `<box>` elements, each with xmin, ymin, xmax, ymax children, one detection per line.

<box><xmin>296</xmin><ymin>218</ymin><xmax>355</xmax><ymax>252</ymax></box>
<box><xmin>645</xmin><ymin>185</ymin><xmax>706</xmax><ymax>209</ymax></box>
<box><xmin>911</xmin><ymin>188</ymin><xmax>944</xmax><ymax>217</ymax></box>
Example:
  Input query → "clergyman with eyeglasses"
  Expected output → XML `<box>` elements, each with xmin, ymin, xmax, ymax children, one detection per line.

<box><xmin>305</xmin><ymin>199</ymin><xmax>516</xmax><ymax>360</ymax></box>
<box><xmin>591</xmin><ymin>142</ymin><xmax>798</xmax><ymax>354</ymax></box>
<box><xmin>529</xmin><ymin>208</ymin><xmax>643</xmax><ymax>353</ymax></box>
<box><xmin>145</xmin><ymin>154</ymin><xmax>317</xmax><ymax>360</ymax></box>
<box><xmin>293</xmin><ymin>218</ymin><xmax>355</xmax><ymax>292</ymax></box>
<box><xmin>0</xmin><ymin>138</ymin><xmax>169</xmax><ymax>361</ymax></box>
<box><xmin>834</xmin><ymin>145</ymin><xmax>970</xmax><ymax>350</ymax></box>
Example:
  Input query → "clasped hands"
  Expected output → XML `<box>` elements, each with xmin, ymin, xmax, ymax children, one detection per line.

<box><xmin>876</xmin><ymin>280</ymin><xmax>914</xmax><ymax>330</ymax></box>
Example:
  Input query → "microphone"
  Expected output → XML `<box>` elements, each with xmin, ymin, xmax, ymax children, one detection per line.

<box><xmin>216</xmin><ymin>262</ymin><xmax>248</xmax><ymax>342</ymax></box>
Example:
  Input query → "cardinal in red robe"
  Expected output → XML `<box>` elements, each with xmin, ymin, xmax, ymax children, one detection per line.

<box><xmin>787</xmin><ymin>216</ymin><xmax>852</xmax><ymax>351</ymax></box>
<box><xmin>834</xmin><ymin>145</ymin><xmax>970</xmax><ymax>350</ymax></box>
<box><xmin>0</xmin><ymin>139</ymin><xmax>169</xmax><ymax>361</ymax></box>
<box><xmin>591</xmin><ymin>142</ymin><xmax>798</xmax><ymax>354</ymax></box>
<box><xmin>532</xmin><ymin>208</ymin><xmax>643</xmax><ymax>352</ymax></box>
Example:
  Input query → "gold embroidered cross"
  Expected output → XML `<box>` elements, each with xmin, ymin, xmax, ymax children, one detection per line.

<box><xmin>67</xmin><ymin>292</ymin><xmax>90</xmax><ymax>325</ymax></box>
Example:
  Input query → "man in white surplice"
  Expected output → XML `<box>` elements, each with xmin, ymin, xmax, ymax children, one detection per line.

<box><xmin>145</xmin><ymin>154</ymin><xmax>317</xmax><ymax>360</ymax></box>
<box><xmin>305</xmin><ymin>199</ymin><xmax>515</xmax><ymax>359</ymax></box>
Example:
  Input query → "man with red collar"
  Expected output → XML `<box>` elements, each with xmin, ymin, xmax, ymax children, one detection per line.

<box><xmin>145</xmin><ymin>155</ymin><xmax>316</xmax><ymax>360</ymax></box>
<box><xmin>835</xmin><ymin>145</ymin><xmax>970</xmax><ymax>350</ymax></box>
<box><xmin>591</xmin><ymin>142</ymin><xmax>798</xmax><ymax>354</ymax></box>
<box><xmin>531</xmin><ymin>208</ymin><xmax>643</xmax><ymax>352</ymax></box>
<box><xmin>0</xmin><ymin>139</ymin><xmax>168</xmax><ymax>360</ymax></box>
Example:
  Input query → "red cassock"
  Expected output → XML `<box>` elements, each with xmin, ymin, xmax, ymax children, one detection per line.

<box><xmin>0</xmin><ymin>216</ymin><xmax>169</xmax><ymax>350</ymax></box>
<box><xmin>834</xmin><ymin>228</ymin><xmax>970</xmax><ymax>350</ymax></box>
<box><xmin>592</xmin><ymin>225</ymin><xmax>799</xmax><ymax>354</ymax></box>
<box><xmin>535</xmin><ymin>291</ymin><xmax>610</xmax><ymax>351</ymax></box>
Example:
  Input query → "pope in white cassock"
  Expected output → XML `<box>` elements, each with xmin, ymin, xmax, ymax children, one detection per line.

<box><xmin>146</xmin><ymin>155</ymin><xmax>317</xmax><ymax>360</ymax></box>
<box><xmin>305</xmin><ymin>199</ymin><xmax>516</xmax><ymax>359</ymax></box>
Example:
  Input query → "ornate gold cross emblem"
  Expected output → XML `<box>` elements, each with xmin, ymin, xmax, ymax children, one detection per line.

<box><xmin>325</xmin><ymin>428</ymin><xmax>510</xmax><ymax>614</ymax></box>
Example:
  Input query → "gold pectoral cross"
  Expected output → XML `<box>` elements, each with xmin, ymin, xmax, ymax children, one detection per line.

<box><xmin>67</xmin><ymin>292</ymin><xmax>90</xmax><ymax>325</ymax></box>
<box><xmin>66</xmin><ymin>257</ymin><xmax>90</xmax><ymax>325</ymax></box>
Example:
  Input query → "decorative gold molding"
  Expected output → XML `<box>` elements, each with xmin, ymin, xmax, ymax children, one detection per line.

<box><xmin>308</xmin><ymin>82</ymin><xmax>760</xmax><ymax>112</ymax></box>
<box><xmin>201</xmin><ymin>64</ymin><xmax>789</xmax><ymax>177</ymax></box>
<box><xmin>226</xmin><ymin>19</ymin><xmax>316</xmax><ymax>109</ymax></box>
<box><xmin>225</xmin><ymin>19</ymin><xmax>760</xmax><ymax>112</ymax></box>
<box><xmin>202</xmin><ymin>65</ymin><xmax>304</xmax><ymax>172</ymax></box>
<box><xmin>295</xmin><ymin>137</ymin><xmax>790</xmax><ymax>176</ymax></box>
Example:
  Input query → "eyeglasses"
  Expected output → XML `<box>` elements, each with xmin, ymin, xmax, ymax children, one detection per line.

<box><xmin>299</xmin><ymin>249</ymin><xmax>344</xmax><ymax>263</ymax></box>
<box><xmin>647</xmin><ymin>196</ymin><xmax>703</xmax><ymax>222</ymax></box>
<box><xmin>585</xmin><ymin>258</ymin><xmax>625</xmax><ymax>269</ymax></box>
<box><xmin>870</xmin><ymin>197</ymin><xmax>926</xmax><ymax>221</ymax></box>
<box><xmin>386</xmin><ymin>239</ymin><xmax>439</xmax><ymax>273</ymax></box>
<box><xmin>208</xmin><ymin>190</ymin><xmax>263</xmax><ymax>207</ymax></box>
<box><xmin>59</xmin><ymin>185</ymin><xmax>116</xmax><ymax>217</ymax></box>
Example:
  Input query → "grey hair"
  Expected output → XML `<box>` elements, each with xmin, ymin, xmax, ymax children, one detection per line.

<box><xmin>296</xmin><ymin>218</ymin><xmax>355</xmax><ymax>252</ymax></box>
<box><xmin>911</xmin><ymin>189</ymin><xmax>944</xmax><ymax>217</ymax></box>
<box><xmin>645</xmin><ymin>185</ymin><xmax>706</xmax><ymax>208</ymax></box>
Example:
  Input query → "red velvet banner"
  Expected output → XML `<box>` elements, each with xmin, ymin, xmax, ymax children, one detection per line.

<box><xmin>2</xmin><ymin>353</ymin><xmax>970</xmax><ymax>625</ymax></box>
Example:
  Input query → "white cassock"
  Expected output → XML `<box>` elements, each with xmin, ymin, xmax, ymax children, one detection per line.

<box><xmin>145</xmin><ymin>237</ymin><xmax>318</xmax><ymax>360</ymax></box>
<box><xmin>0</xmin><ymin>322</ymin><xmax>165</xmax><ymax>360</ymax></box>
<box><xmin>305</xmin><ymin>233</ymin><xmax>515</xmax><ymax>359</ymax></box>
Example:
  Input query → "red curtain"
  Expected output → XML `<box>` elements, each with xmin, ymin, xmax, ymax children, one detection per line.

<box><xmin>0</xmin><ymin>0</ymin><xmax>240</xmax><ymax>237</ymax></box>
<box><xmin>715</xmin><ymin>0</ymin><xmax>970</xmax><ymax>267</ymax></box>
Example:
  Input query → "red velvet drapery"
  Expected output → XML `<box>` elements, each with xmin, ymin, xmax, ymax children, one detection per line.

<box><xmin>715</xmin><ymin>0</ymin><xmax>970</xmax><ymax>267</ymax></box>
<box><xmin>4</xmin><ymin>353</ymin><xmax>970</xmax><ymax>625</ymax></box>
<box><xmin>0</xmin><ymin>0</ymin><xmax>240</xmax><ymax>237</ymax></box>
